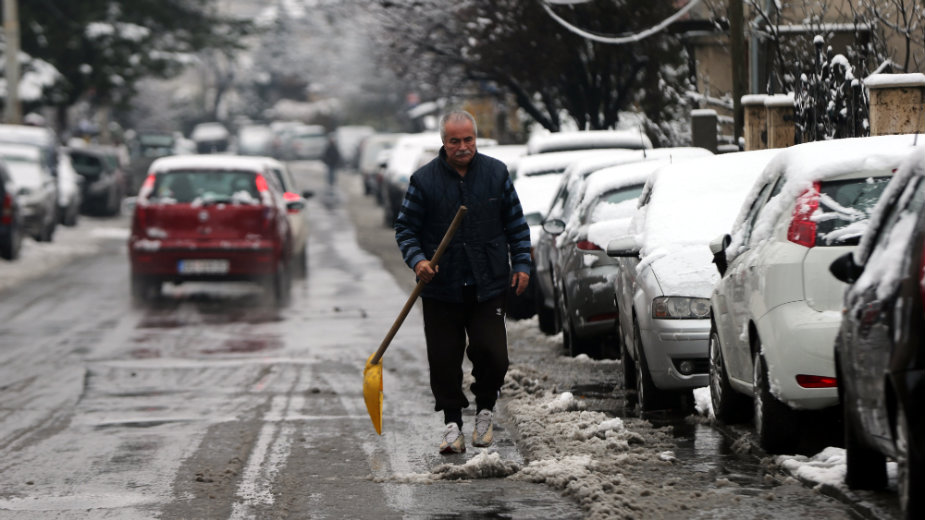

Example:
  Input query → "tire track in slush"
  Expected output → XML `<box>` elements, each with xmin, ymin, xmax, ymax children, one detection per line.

<box><xmin>229</xmin><ymin>370</ymin><xmax>305</xmax><ymax>519</ymax></box>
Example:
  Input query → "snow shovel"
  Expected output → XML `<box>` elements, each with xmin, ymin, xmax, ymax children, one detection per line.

<box><xmin>363</xmin><ymin>205</ymin><xmax>468</xmax><ymax>435</ymax></box>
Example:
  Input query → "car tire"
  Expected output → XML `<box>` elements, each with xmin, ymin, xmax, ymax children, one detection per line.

<box><xmin>633</xmin><ymin>318</ymin><xmax>671</xmax><ymax>411</ymax></box>
<box><xmin>537</xmin><ymin>298</ymin><xmax>558</xmax><ymax>335</ymax></box>
<box><xmin>896</xmin><ymin>401</ymin><xmax>922</xmax><ymax>518</ymax></box>
<box><xmin>270</xmin><ymin>261</ymin><xmax>292</xmax><ymax>307</ymax></box>
<box><xmin>709</xmin><ymin>322</ymin><xmax>751</xmax><ymax>424</ymax></box>
<box><xmin>752</xmin><ymin>350</ymin><xmax>799</xmax><ymax>454</ymax></box>
<box><xmin>131</xmin><ymin>274</ymin><xmax>161</xmax><ymax>305</ymax></box>
<box><xmin>292</xmin><ymin>247</ymin><xmax>308</xmax><ymax>279</ymax></box>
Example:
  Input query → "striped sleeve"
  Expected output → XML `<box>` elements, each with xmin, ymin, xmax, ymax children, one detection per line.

<box><xmin>394</xmin><ymin>176</ymin><xmax>427</xmax><ymax>270</ymax></box>
<box><xmin>502</xmin><ymin>176</ymin><xmax>532</xmax><ymax>273</ymax></box>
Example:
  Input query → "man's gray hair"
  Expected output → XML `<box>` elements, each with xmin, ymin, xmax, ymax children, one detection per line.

<box><xmin>439</xmin><ymin>110</ymin><xmax>478</xmax><ymax>142</ymax></box>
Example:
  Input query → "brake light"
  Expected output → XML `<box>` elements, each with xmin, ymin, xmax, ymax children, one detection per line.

<box><xmin>787</xmin><ymin>181</ymin><xmax>821</xmax><ymax>248</ymax></box>
<box><xmin>255</xmin><ymin>174</ymin><xmax>269</xmax><ymax>193</ymax></box>
<box><xmin>283</xmin><ymin>192</ymin><xmax>300</xmax><ymax>202</ymax></box>
<box><xmin>138</xmin><ymin>174</ymin><xmax>156</xmax><ymax>202</ymax></box>
<box><xmin>576</xmin><ymin>240</ymin><xmax>601</xmax><ymax>251</ymax></box>
<box><xmin>2</xmin><ymin>192</ymin><xmax>12</xmax><ymax>225</ymax></box>
<box><xmin>796</xmin><ymin>374</ymin><xmax>837</xmax><ymax>388</ymax></box>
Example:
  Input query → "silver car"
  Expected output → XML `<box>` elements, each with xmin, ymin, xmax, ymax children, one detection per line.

<box><xmin>607</xmin><ymin>150</ymin><xmax>777</xmax><ymax>412</ymax></box>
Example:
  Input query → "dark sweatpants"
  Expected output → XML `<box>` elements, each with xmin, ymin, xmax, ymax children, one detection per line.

<box><xmin>422</xmin><ymin>287</ymin><xmax>509</xmax><ymax>425</ymax></box>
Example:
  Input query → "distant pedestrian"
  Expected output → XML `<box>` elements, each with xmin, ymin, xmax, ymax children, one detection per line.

<box><xmin>393</xmin><ymin>110</ymin><xmax>532</xmax><ymax>454</ymax></box>
<box><xmin>323</xmin><ymin>135</ymin><xmax>341</xmax><ymax>187</ymax></box>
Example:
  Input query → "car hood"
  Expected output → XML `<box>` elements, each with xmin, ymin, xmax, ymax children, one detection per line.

<box><xmin>640</xmin><ymin>244</ymin><xmax>718</xmax><ymax>298</ymax></box>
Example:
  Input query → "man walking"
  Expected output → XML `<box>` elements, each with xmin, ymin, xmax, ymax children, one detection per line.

<box><xmin>394</xmin><ymin>110</ymin><xmax>531</xmax><ymax>454</ymax></box>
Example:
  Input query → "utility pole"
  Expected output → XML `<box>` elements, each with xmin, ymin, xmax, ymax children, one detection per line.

<box><xmin>3</xmin><ymin>0</ymin><xmax>22</xmax><ymax>124</ymax></box>
<box><xmin>729</xmin><ymin>0</ymin><xmax>746</xmax><ymax>142</ymax></box>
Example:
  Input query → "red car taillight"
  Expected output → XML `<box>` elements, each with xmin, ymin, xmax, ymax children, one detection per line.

<box><xmin>576</xmin><ymin>240</ymin><xmax>601</xmax><ymax>251</ymax></box>
<box><xmin>787</xmin><ymin>181</ymin><xmax>821</xmax><ymax>248</ymax></box>
<box><xmin>2</xmin><ymin>192</ymin><xmax>13</xmax><ymax>225</ymax></box>
<box><xmin>796</xmin><ymin>374</ymin><xmax>837</xmax><ymax>388</ymax></box>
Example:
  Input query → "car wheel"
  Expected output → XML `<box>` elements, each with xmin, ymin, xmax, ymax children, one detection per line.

<box><xmin>752</xmin><ymin>349</ymin><xmax>799</xmax><ymax>454</ymax></box>
<box><xmin>271</xmin><ymin>262</ymin><xmax>292</xmax><ymax>307</ymax></box>
<box><xmin>633</xmin><ymin>318</ymin><xmax>671</xmax><ymax>411</ymax></box>
<box><xmin>131</xmin><ymin>274</ymin><xmax>161</xmax><ymax>305</ymax></box>
<box><xmin>536</xmin><ymin>296</ymin><xmax>558</xmax><ymax>335</ymax></box>
<box><xmin>620</xmin><ymin>320</ymin><xmax>636</xmax><ymax>390</ymax></box>
<box><xmin>292</xmin><ymin>247</ymin><xmax>308</xmax><ymax>279</ymax></box>
<box><xmin>709</xmin><ymin>322</ymin><xmax>752</xmax><ymax>424</ymax></box>
<box><xmin>896</xmin><ymin>401</ymin><xmax>923</xmax><ymax>518</ymax></box>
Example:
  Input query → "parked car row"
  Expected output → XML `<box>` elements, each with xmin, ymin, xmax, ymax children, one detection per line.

<box><xmin>509</xmin><ymin>131</ymin><xmax>921</xmax><ymax>518</ymax></box>
<box><xmin>127</xmin><ymin>154</ymin><xmax>313</xmax><ymax>307</ymax></box>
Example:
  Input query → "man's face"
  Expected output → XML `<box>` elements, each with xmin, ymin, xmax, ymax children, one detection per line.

<box><xmin>443</xmin><ymin>119</ymin><xmax>477</xmax><ymax>170</ymax></box>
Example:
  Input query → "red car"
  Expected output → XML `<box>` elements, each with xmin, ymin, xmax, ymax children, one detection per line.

<box><xmin>128</xmin><ymin>155</ymin><xmax>298</xmax><ymax>306</ymax></box>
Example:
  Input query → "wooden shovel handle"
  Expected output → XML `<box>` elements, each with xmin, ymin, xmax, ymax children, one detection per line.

<box><xmin>369</xmin><ymin>205</ymin><xmax>467</xmax><ymax>365</ymax></box>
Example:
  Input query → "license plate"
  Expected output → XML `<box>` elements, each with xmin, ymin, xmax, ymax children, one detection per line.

<box><xmin>177</xmin><ymin>259</ymin><xmax>229</xmax><ymax>274</ymax></box>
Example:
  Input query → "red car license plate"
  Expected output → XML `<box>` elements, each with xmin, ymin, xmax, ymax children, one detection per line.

<box><xmin>177</xmin><ymin>259</ymin><xmax>230</xmax><ymax>274</ymax></box>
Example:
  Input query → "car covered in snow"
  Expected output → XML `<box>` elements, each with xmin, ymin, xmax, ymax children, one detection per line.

<box><xmin>708</xmin><ymin>134</ymin><xmax>919</xmax><ymax>454</ymax></box>
<box><xmin>526</xmin><ymin>129</ymin><xmax>652</xmax><ymax>155</ymax></box>
<box><xmin>0</xmin><ymin>143</ymin><xmax>59</xmax><ymax>242</ymax></box>
<box><xmin>534</xmin><ymin>147</ymin><xmax>713</xmax><ymax>335</ymax></box>
<box><xmin>828</xmin><ymin>144</ymin><xmax>925</xmax><ymax>516</ymax></box>
<box><xmin>608</xmin><ymin>149</ymin><xmax>778</xmax><ymax>412</ymax></box>
<box><xmin>128</xmin><ymin>154</ymin><xmax>297</xmax><ymax>306</ymax></box>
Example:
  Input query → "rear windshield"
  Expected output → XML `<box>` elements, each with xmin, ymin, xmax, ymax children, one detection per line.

<box><xmin>151</xmin><ymin>170</ymin><xmax>259</xmax><ymax>204</ymax></box>
<box><xmin>815</xmin><ymin>176</ymin><xmax>892</xmax><ymax>246</ymax></box>
<box><xmin>70</xmin><ymin>153</ymin><xmax>105</xmax><ymax>176</ymax></box>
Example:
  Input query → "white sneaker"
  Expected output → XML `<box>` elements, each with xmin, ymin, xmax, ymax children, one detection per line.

<box><xmin>472</xmin><ymin>409</ymin><xmax>493</xmax><ymax>447</ymax></box>
<box><xmin>439</xmin><ymin>423</ymin><xmax>465</xmax><ymax>454</ymax></box>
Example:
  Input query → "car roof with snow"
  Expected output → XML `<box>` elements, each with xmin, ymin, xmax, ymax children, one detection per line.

<box><xmin>526</xmin><ymin>129</ymin><xmax>653</xmax><ymax>154</ymax></box>
<box><xmin>635</xmin><ymin>149</ymin><xmax>781</xmax><ymax>254</ymax></box>
<box><xmin>148</xmin><ymin>154</ymin><xmax>281</xmax><ymax>174</ymax></box>
<box><xmin>515</xmin><ymin>149</ymin><xmax>625</xmax><ymax>178</ymax></box>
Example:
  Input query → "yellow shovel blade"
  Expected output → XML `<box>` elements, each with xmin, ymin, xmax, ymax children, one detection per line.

<box><xmin>363</xmin><ymin>354</ymin><xmax>383</xmax><ymax>435</ymax></box>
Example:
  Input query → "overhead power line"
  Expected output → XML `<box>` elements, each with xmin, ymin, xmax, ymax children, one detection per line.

<box><xmin>541</xmin><ymin>0</ymin><xmax>703</xmax><ymax>45</ymax></box>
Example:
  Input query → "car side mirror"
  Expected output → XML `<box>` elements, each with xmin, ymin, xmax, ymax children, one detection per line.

<box><xmin>542</xmin><ymin>218</ymin><xmax>566</xmax><ymax>236</ymax></box>
<box><xmin>709</xmin><ymin>234</ymin><xmax>732</xmax><ymax>276</ymax></box>
<box><xmin>829</xmin><ymin>252</ymin><xmax>864</xmax><ymax>284</ymax></box>
<box><xmin>606</xmin><ymin>236</ymin><xmax>640</xmax><ymax>257</ymax></box>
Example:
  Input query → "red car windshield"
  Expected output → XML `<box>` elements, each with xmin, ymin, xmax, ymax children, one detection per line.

<box><xmin>149</xmin><ymin>170</ymin><xmax>261</xmax><ymax>204</ymax></box>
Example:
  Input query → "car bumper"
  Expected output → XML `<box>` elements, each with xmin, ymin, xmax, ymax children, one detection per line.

<box><xmin>756</xmin><ymin>301</ymin><xmax>840</xmax><ymax>410</ymax></box>
<box><xmin>638</xmin><ymin>318</ymin><xmax>710</xmax><ymax>390</ymax></box>
<box><xmin>130</xmin><ymin>240</ymin><xmax>281</xmax><ymax>279</ymax></box>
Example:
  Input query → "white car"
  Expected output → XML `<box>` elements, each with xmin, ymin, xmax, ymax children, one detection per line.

<box><xmin>526</xmin><ymin>129</ymin><xmax>652</xmax><ymax>155</ymax></box>
<box><xmin>607</xmin><ymin>150</ymin><xmax>778</xmax><ymax>412</ymax></box>
<box><xmin>708</xmin><ymin>134</ymin><xmax>920</xmax><ymax>454</ymax></box>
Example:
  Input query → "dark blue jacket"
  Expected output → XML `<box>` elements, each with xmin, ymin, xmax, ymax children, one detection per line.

<box><xmin>394</xmin><ymin>147</ymin><xmax>532</xmax><ymax>303</ymax></box>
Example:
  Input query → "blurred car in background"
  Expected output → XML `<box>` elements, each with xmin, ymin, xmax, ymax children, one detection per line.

<box><xmin>283</xmin><ymin>124</ymin><xmax>327</xmax><ymax>160</ymax></box>
<box><xmin>358</xmin><ymin>133</ymin><xmax>403</xmax><ymax>196</ymax></box>
<box><xmin>609</xmin><ymin>150</ymin><xmax>777</xmax><ymax>412</ymax></box>
<box><xmin>263</xmin><ymin>157</ymin><xmax>313</xmax><ymax>279</ymax></box>
<box><xmin>190</xmin><ymin>122</ymin><xmax>231</xmax><ymax>154</ymax></box>
<box><xmin>828</xmin><ymin>145</ymin><xmax>924</xmax><ymax>516</ymax></box>
<box><xmin>129</xmin><ymin>155</ymin><xmax>298</xmax><ymax>306</ymax></box>
<box><xmin>526</xmin><ymin>129</ymin><xmax>652</xmax><ymax>155</ymax></box>
<box><xmin>334</xmin><ymin>125</ymin><xmax>375</xmax><ymax>169</ymax></box>
<box><xmin>0</xmin><ymin>143</ymin><xmax>59</xmax><ymax>242</ymax></box>
<box><xmin>68</xmin><ymin>146</ymin><xmax>128</xmax><ymax>216</ymax></box>
<box><xmin>55</xmin><ymin>150</ymin><xmax>82</xmax><ymax>226</ymax></box>
<box><xmin>236</xmin><ymin>124</ymin><xmax>274</xmax><ymax>156</ymax></box>
<box><xmin>381</xmin><ymin>132</ymin><xmax>443</xmax><ymax>226</ymax></box>
<box><xmin>708</xmin><ymin>135</ymin><xmax>917</xmax><ymax>454</ymax></box>
<box><xmin>0</xmin><ymin>160</ymin><xmax>23</xmax><ymax>260</ymax></box>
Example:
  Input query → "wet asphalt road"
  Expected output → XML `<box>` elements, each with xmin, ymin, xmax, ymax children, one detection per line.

<box><xmin>0</xmin><ymin>160</ymin><xmax>904</xmax><ymax>519</ymax></box>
